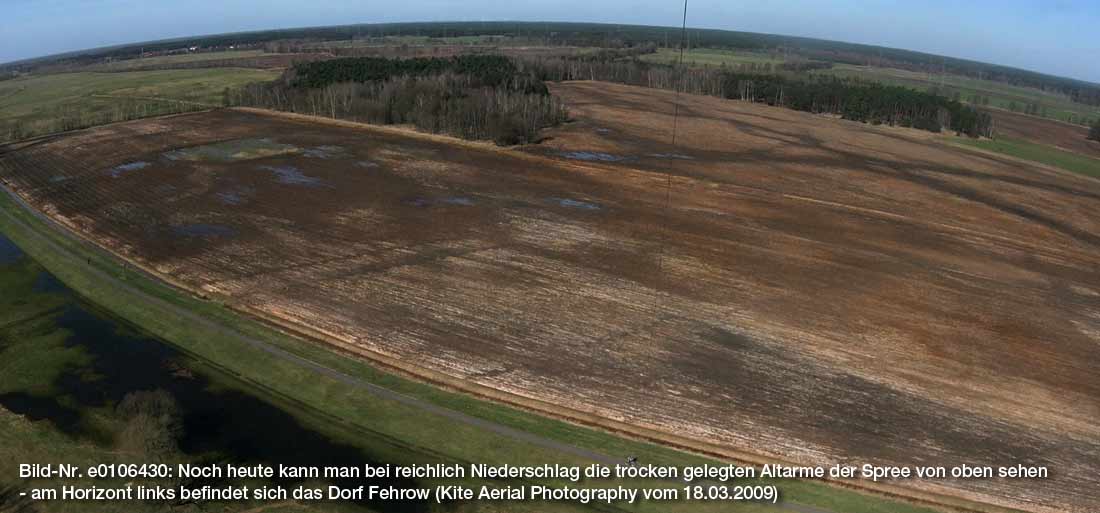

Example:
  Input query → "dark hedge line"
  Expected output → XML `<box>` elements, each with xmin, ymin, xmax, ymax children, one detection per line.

<box><xmin>287</xmin><ymin>55</ymin><xmax>547</xmax><ymax>94</ymax></box>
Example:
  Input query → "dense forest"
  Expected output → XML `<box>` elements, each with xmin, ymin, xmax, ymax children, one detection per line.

<box><xmin>287</xmin><ymin>55</ymin><xmax>547</xmax><ymax>92</ymax></box>
<box><xmin>233</xmin><ymin>55</ymin><xmax>566</xmax><ymax>145</ymax></box>
<box><xmin>6</xmin><ymin>21</ymin><xmax>1097</xmax><ymax>107</ymax></box>
<box><xmin>529</xmin><ymin>57</ymin><xmax>994</xmax><ymax>137</ymax></box>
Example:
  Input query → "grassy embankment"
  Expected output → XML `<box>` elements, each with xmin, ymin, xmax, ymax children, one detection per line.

<box><xmin>953</xmin><ymin>136</ymin><xmax>1100</xmax><ymax>178</ymax></box>
<box><xmin>0</xmin><ymin>68</ymin><xmax>279</xmax><ymax>141</ymax></box>
<box><xmin>0</xmin><ymin>167</ymin><xmax>959</xmax><ymax>513</ymax></box>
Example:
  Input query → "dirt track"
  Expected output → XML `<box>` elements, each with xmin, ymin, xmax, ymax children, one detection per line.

<box><xmin>1</xmin><ymin>82</ymin><xmax>1098</xmax><ymax>513</ymax></box>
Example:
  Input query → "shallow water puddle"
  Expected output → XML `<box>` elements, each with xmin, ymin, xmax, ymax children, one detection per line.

<box><xmin>442</xmin><ymin>196</ymin><xmax>475</xmax><ymax>206</ymax></box>
<box><xmin>109</xmin><ymin>161</ymin><xmax>149</xmax><ymax>178</ymax></box>
<box><xmin>164</xmin><ymin>138</ymin><xmax>299</xmax><ymax>162</ymax></box>
<box><xmin>559</xmin><ymin>151</ymin><xmax>626</xmax><ymax>162</ymax></box>
<box><xmin>172</xmin><ymin>223</ymin><xmax>237</xmax><ymax>238</ymax></box>
<box><xmin>403</xmin><ymin>196</ymin><xmax>476</xmax><ymax>208</ymax></box>
<box><xmin>0</xmin><ymin>234</ymin><xmax>21</xmax><ymax>265</ymax></box>
<box><xmin>551</xmin><ymin>198</ymin><xmax>602</xmax><ymax>211</ymax></box>
<box><xmin>216</xmin><ymin>186</ymin><xmax>254</xmax><ymax>205</ymax></box>
<box><xmin>647</xmin><ymin>153</ymin><xmax>694</xmax><ymax>160</ymax></box>
<box><xmin>258</xmin><ymin>165</ymin><xmax>325</xmax><ymax>187</ymax></box>
<box><xmin>356</xmin><ymin>160</ymin><xmax>380</xmax><ymax>169</ymax></box>
<box><xmin>302</xmin><ymin>145</ymin><xmax>346</xmax><ymax>159</ymax></box>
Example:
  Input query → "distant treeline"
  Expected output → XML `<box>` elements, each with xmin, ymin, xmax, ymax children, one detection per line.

<box><xmin>232</xmin><ymin>55</ymin><xmax>566</xmax><ymax>145</ymax></box>
<box><xmin>8</xmin><ymin>21</ymin><xmax>1098</xmax><ymax>108</ymax></box>
<box><xmin>233</xmin><ymin>52</ymin><xmax>992</xmax><ymax>143</ymax></box>
<box><xmin>287</xmin><ymin>55</ymin><xmax>547</xmax><ymax>93</ymax></box>
<box><xmin>529</xmin><ymin>57</ymin><xmax>993</xmax><ymax>137</ymax></box>
<box><xmin>1</xmin><ymin>98</ymin><xmax>207</xmax><ymax>144</ymax></box>
<box><xmin>87</xmin><ymin>54</ymin><xmax>328</xmax><ymax>73</ymax></box>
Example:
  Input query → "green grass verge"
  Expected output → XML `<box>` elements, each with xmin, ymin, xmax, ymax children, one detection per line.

<box><xmin>0</xmin><ymin>186</ymin><xmax>965</xmax><ymax>513</ymax></box>
<box><xmin>953</xmin><ymin>136</ymin><xmax>1100</xmax><ymax>178</ymax></box>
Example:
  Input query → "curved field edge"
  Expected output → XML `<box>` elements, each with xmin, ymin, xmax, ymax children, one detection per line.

<box><xmin>0</xmin><ymin>126</ymin><xmax>1013</xmax><ymax>513</ymax></box>
<box><xmin>949</xmin><ymin>136</ymin><xmax>1100</xmax><ymax>179</ymax></box>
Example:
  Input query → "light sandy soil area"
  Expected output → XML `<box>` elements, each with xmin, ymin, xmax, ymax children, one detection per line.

<box><xmin>2</xmin><ymin>82</ymin><xmax>1098</xmax><ymax>512</ymax></box>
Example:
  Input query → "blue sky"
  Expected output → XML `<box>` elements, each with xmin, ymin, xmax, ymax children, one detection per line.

<box><xmin>3</xmin><ymin>0</ymin><xmax>1098</xmax><ymax>83</ymax></box>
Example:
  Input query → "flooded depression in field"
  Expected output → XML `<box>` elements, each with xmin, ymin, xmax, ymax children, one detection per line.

<box><xmin>0</xmin><ymin>232</ymin><xmax>428</xmax><ymax>512</ymax></box>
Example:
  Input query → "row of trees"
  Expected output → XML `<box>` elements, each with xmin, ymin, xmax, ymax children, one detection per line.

<box><xmin>1089</xmin><ymin>120</ymin><xmax>1100</xmax><ymax>142</ymax></box>
<box><xmin>0</xmin><ymin>98</ymin><xmax>207</xmax><ymax>144</ymax></box>
<box><xmin>233</xmin><ymin>56</ymin><xmax>568</xmax><ymax>145</ymax></box>
<box><xmin>287</xmin><ymin>55</ymin><xmax>546</xmax><ymax>92</ymax></box>
<box><xmin>527</xmin><ymin>57</ymin><xmax>994</xmax><ymax>137</ymax></box>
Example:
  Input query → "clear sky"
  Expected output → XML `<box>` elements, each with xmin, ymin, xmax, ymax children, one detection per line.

<box><xmin>3</xmin><ymin>0</ymin><xmax>1098</xmax><ymax>83</ymax></box>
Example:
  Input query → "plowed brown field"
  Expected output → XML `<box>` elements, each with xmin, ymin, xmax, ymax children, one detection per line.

<box><xmin>1</xmin><ymin>81</ymin><xmax>1097</xmax><ymax>513</ymax></box>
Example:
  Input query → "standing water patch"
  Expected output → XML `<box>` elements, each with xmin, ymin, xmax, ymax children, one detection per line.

<box><xmin>302</xmin><ymin>146</ymin><xmax>346</xmax><ymax>159</ymax></box>
<box><xmin>259</xmin><ymin>165</ymin><xmax>325</xmax><ymax>187</ymax></box>
<box><xmin>109</xmin><ymin>161</ymin><xmax>149</xmax><ymax>178</ymax></box>
<box><xmin>647</xmin><ymin>153</ymin><xmax>694</xmax><ymax>160</ymax></box>
<box><xmin>164</xmin><ymin>138</ymin><xmax>300</xmax><ymax>163</ymax></box>
<box><xmin>172</xmin><ymin>223</ymin><xmax>237</xmax><ymax>239</ymax></box>
<box><xmin>403</xmin><ymin>196</ymin><xmax>476</xmax><ymax>208</ymax></box>
<box><xmin>559</xmin><ymin>151</ymin><xmax>626</xmax><ymax>162</ymax></box>
<box><xmin>442</xmin><ymin>196</ymin><xmax>475</xmax><ymax>206</ymax></box>
<box><xmin>552</xmin><ymin>198</ymin><xmax>601</xmax><ymax>211</ymax></box>
<box><xmin>0</xmin><ymin>234</ymin><xmax>21</xmax><ymax>265</ymax></box>
<box><xmin>217</xmin><ymin>186</ymin><xmax>254</xmax><ymax>205</ymax></box>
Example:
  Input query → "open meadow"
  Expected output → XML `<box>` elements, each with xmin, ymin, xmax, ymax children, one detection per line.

<box><xmin>639</xmin><ymin>48</ymin><xmax>784</xmax><ymax>67</ymax></box>
<box><xmin>0</xmin><ymin>82</ymin><xmax>1098</xmax><ymax>513</ymax></box>
<box><xmin>0</xmin><ymin>68</ymin><xmax>279</xmax><ymax>141</ymax></box>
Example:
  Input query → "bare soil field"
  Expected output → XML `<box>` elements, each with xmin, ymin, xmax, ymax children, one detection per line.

<box><xmin>1</xmin><ymin>82</ymin><xmax>1098</xmax><ymax>513</ymax></box>
<box><xmin>989</xmin><ymin>108</ymin><xmax>1100</xmax><ymax>158</ymax></box>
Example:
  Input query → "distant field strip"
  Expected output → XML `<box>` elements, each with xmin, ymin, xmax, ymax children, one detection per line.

<box><xmin>953</xmin><ymin>136</ymin><xmax>1100</xmax><ymax>178</ymax></box>
<box><xmin>0</xmin><ymin>69</ymin><xmax>279</xmax><ymax>141</ymax></box>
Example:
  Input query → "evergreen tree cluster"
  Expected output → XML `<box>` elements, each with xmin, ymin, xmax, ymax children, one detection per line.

<box><xmin>726</xmin><ymin>73</ymin><xmax>992</xmax><ymax>136</ymax></box>
<box><xmin>233</xmin><ymin>56</ymin><xmax>566</xmax><ymax>146</ymax></box>
<box><xmin>288</xmin><ymin>55</ymin><xmax>547</xmax><ymax>94</ymax></box>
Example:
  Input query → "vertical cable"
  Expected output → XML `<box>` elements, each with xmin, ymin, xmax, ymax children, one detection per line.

<box><xmin>653</xmin><ymin>0</ymin><xmax>689</xmax><ymax>319</ymax></box>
